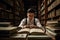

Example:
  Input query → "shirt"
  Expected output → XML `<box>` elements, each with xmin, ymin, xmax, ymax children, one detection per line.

<box><xmin>18</xmin><ymin>18</ymin><xmax>42</xmax><ymax>28</ymax></box>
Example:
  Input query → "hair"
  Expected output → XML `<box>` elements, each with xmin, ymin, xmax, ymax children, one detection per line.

<box><xmin>27</xmin><ymin>8</ymin><xmax>36</xmax><ymax>14</ymax></box>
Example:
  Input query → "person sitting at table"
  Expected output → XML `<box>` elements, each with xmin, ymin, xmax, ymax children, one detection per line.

<box><xmin>18</xmin><ymin>8</ymin><xmax>45</xmax><ymax>31</ymax></box>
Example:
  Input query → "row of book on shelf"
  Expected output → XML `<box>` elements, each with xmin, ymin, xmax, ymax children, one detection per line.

<box><xmin>40</xmin><ymin>0</ymin><xmax>60</xmax><ymax>16</ymax></box>
<box><xmin>48</xmin><ymin>0</ymin><xmax>60</xmax><ymax>11</ymax></box>
<box><xmin>48</xmin><ymin>8</ymin><xmax>60</xmax><ymax>19</ymax></box>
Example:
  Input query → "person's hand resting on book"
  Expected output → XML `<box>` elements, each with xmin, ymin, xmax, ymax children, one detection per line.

<box><xmin>29</xmin><ymin>25</ymin><xmax>37</xmax><ymax>28</ymax></box>
<box><xmin>23</xmin><ymin>25</ymin><xmax>38</xmax><ymax>28</ymax></box>
<box><xmin>23</xmin><ymin>25</ymin><xmax>30</xmax><ymax>28</ymax></box>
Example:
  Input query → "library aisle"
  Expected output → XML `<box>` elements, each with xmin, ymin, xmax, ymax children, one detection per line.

<box><xmin>0</xmin><ymin>0</ymin><xmax>60</xmax><ymax>40</ymax></box>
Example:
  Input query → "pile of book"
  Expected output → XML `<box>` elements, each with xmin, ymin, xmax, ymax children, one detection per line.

<box><xmin>0</xmin><ymin>22</ymin><xmax>53</xmax><ymax>40</ymax></box>
<box><xmin>28</xmin><ymin>35</ymin><xmax>52</xmax><ymax>40</ymax></box>
<box><xmin>10</xmin><ymin>34</ymin><xmax>27</xmax><ymax>40</ymax></box>
<box><xmin>46</xmin><ymin>20</ymin><xmax>60</xmax><ymax>40</ymax></box>
<box><xmin>0</xmin><ymin>27</ymin><xmax>18</xmax><ymax>37</ymax></box>
<box><xmin>0</xmin><ymin>22</ymin><xmax>12</xmax><ymax>27</ymax></box>
<box><xmin>0</xmin><ymin>22</ymin><xmax>18</xmax><ymax>37</ymax></box>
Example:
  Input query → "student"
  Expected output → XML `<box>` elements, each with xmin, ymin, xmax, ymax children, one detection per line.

<box><xmin>18</xmin><ymin>8</ymin><xmax>44</xmax><ymax>30</ymax></box>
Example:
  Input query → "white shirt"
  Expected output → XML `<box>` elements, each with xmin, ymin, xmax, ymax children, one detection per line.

<box><xmin>18</xmin><ymin>18</ymin><xmax>42</xmax><ymax>28</ymax></box>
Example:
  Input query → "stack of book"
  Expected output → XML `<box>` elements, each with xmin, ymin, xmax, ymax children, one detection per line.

<box><xmin>10</xmin><ymin>34</ymin><xmax>27</xmax><ymax>40</ymax></box>
<box><xmin>46</xmin><ymin>20</ymin><xmax>60</xmax><ymax>40</ymax></box>
<box><xmin>28</xmin><ymin>35</ymin><xmax>52</xmax><ymax>40</ymax></box>
<box><xmin>0</xmin><ymin>22</ymin><xmax>12</xmax><ymax>27</ymax></box>
<box><xmin>0</xmin><ymin>27</ymin><xmax>18</xmax><ymax>37</ymax></box>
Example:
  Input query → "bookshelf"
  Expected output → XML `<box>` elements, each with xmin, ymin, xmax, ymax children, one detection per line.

<box><xmin>0</xmin><ymin>0</ymin><xmax>24</xmax><ymax>26</ymax></box>
<box><xmin>38</xmin><ymin>0</ymin><xmax>60</xmax><ymax>26</ymax></box>
<box><xmin>47</xmin><ymin>0</ymin><xmax>60</xmax><ymax>21</ymax></box>
<box><xmin>38</xmin><ymin>0</ymin><xmax>60</xmax><ymax>40</ymax></box>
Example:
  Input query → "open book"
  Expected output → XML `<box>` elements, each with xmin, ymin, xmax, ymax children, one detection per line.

<box><xmin>18</xmin><ymin>28</ymin><xmax>45</xmax><ymax>35</ymax></box>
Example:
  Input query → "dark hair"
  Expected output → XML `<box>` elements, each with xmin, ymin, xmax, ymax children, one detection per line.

<box><xmin>27</xmin><ymin>8</ymin><xmax>36</xmax><ymax>13</ymax></box>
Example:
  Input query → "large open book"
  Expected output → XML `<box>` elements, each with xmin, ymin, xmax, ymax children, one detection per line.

<box><xmin>18</xmin><ymin>28</ymin><xmax>45</xmax><ymax>35</ymax></box>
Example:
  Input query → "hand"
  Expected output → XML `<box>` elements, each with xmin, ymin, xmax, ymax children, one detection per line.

<box><xmin>23</xmin><ymin>25</ymin><xmax>30</xmax><ymax>28</ymax></box>
<box><xmin>30</xmin><ymin>25</ymin><xmax>37</xmax><ymax>28</ymax></box>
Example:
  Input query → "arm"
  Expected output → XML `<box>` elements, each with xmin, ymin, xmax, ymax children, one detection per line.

<box><xmin>35</xmin><ymin>18</ymin><xmax>45</xmax><ymax>30</ymax></box>
<box><xmin>35</xmin><ymin>18</ymin><xmax>46</xmax><ymax>32</ymax></box>
<box><xmin>35</xmin><ymin>18</ymin><xmax>42</xmax><ymax>28</ymax></box>
<box><xmin>18</xmin><ymin>18</ymin><xmax>26</xmax><ymax>28</ymax></box>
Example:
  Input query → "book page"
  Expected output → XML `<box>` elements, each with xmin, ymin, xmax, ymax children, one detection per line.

<box><xmin>30</xmin><ymin>28</ymin><xmax>45</xmax><ymax>35</ymax></box>
<box><xmin>18</xmin><ymin>28</ymin><xmax>30</xmax><ymax>33</ymax></box>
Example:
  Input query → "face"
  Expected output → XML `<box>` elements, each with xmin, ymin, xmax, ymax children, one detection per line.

<box><xmin>27</xmin><ymin>12</ymin><xmax>34</xmax><ymax>19</ymax></box>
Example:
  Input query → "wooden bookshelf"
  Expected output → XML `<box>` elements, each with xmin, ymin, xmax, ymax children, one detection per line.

<box><xmin>47</xmin><ymin>0</ymin><xmax>60</xmax><ymax>21</ymax></box>
<box><xmin>38</xmin><ymin>0</ymin><xmax>60</xmax><ymax>40</ymax></box>
<box><xmin>38</xmin><ymin>0</ymin><xmax>60</xmax><ymax>26</ymax></box>
<box><xmin>0</xmin><ymin>0</ymin><xmax>24</xmax><ymax>26</ymax></box>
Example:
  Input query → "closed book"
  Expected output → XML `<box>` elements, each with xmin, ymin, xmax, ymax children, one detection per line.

<box><xmin>10</xmin><ymin>34</ymin><xmax>27</xmax><ymax>40</ymax></box>
<box><xmin>28</xmin><ymin>35</ymin><xmax>52</xmax><ymax>40</ymax></box>
<box><xmin>46</xmin><ymin>26</ymin><xmax>60</xmax><ymax>33</ymax></box>
<box><xmin>46</xmin><ymin>21</ymin><xmax>59</xmax><ymax>26</ymax></box>
<box><xmin>0</xmin><ymin>22</ymin><xmax>11</xmax><ymax>27</ymax></box>
<box><xmin>46</xmin><ymin>29</ymin><xmax>60</xmax><ymax>37</ymax></box>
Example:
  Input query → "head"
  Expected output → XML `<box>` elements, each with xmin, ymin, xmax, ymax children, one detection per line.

<box><xmin>27</xmin><ymin>8</ymin><xmax>36</xmax><ymax>19</ymax></box>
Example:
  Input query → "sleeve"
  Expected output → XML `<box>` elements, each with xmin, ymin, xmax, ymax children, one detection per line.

<box><xmin>35</xmin><ymin>18</ymin><xmax>42</xmax><ymax>28</ymax></box>
<box><xmin>18</xmin><ymin>18</ymin><xmax>26</xmax><ymax>28</ymax></box>
<box><xmin>35</xmin><ymin>18</ymin><xmax>46</xmax><ymax>32</ymax></box>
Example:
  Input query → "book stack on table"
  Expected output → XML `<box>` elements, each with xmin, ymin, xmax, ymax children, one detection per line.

<box><xmin>10</xmin><ymin>34</ymin><xmax>27</xmax><ymax>40</ymax></box>
<box><xmin>28</xmin><ymin>35</ymin><xmax>52</xmax><ymax>40</ymax></box>
<box><xmin>46</xmin><ymin>21</ymin><xmax>60</xmax><ymax>40</ymax></box>
<box><xmin>0</xmin><ymin>27</ymin><xmax>18</xmax><ymax>37</ymax></box>
<box><xmin>0</xmin><ymin>22</ymin><xmax>13</xmax><ymax>27</ymax></box>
